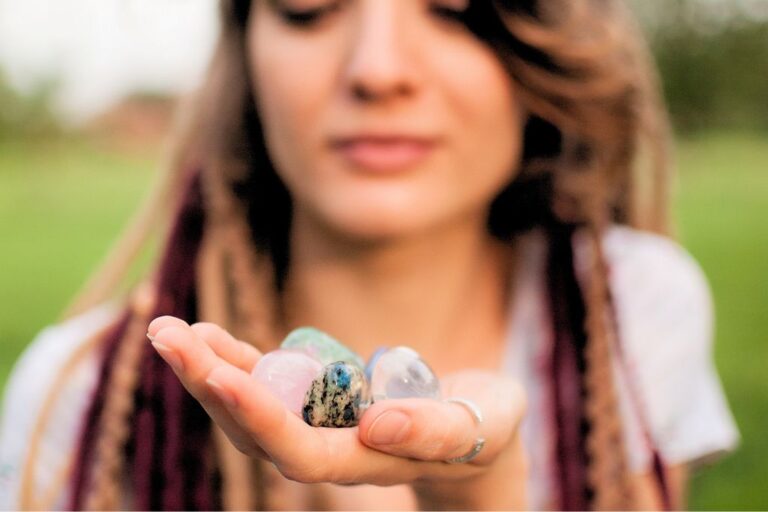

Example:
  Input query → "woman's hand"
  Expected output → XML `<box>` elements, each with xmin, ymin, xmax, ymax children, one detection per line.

<box><xmin>147</xmin><ymin>316</ymin><xmax>528</xmax><ymax>509</ymax></box>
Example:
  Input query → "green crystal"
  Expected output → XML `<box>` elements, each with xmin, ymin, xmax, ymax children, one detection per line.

<box><xmin>281</xmin><ymin>327</ymin><xmax>365</xmax><ymax>369</ymax></box>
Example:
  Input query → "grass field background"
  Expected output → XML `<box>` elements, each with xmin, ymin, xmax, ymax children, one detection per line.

<box><xmin>1</xmin><ymin>131</ymin><xmax>766</xmax><ymax>508</ymax></box>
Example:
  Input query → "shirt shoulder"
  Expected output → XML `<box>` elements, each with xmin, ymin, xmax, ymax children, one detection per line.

<box><xmin>0</xmin><ymin>303</ymin><xmax>118</xmax><ymax>510</ymax></box>
<box><xmin>606</xmin><ymin>226</ymin><xmax>712</xmax><ymax>317</ymax></box>
<box><xmin>588</xmin><ymin>226</ymin><xmax>740</xmax><ymax>468</ymax></box>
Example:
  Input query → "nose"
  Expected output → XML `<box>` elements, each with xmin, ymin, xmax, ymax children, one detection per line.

<box><xmin>342</xmin><ymin>1</ymin><xmax>418</xmax><ymax>103</ymax></box>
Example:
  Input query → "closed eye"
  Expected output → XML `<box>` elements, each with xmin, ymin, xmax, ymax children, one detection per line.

<box><xmin>269</xmin><ymin>0</ymin><xmax>343</xmax><ymax>27</ymax></box>
<box><xmin>429</xmin><ymin>0</ymin><xmax>470</xmax><ymax>24</ymax></box>
<box><xmin>270</xmin><ymin>0</ymin><xmax>468</xmax><ymax>28</ymax></box>
<box><xmin>431</xmin><ymin>6</ymin><xmax>465</xmax><ymax>22</ymax></box>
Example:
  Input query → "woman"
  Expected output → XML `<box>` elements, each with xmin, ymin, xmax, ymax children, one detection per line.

<box><xmin>0</xmin><ymin>0</ymin><xmax>739</xmax><ymax>510</ymax></box>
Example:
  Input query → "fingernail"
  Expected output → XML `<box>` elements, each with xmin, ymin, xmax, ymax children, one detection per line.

<box><xmin>146</xmin><ymin>332</ymin><xmax>155</xmax><ymax>342</ymax></box>
<box><xmin>207</xmin><ymin>377</ymin><xmax>237</xmax><ymax>408</ymax></box>
<box><xmin>367</xmin><ymin>410</ymin><xmax>411</xmax><ymax>445</ymax></box>
<box><xmin>151</xmin><ymin>341</ymin><xmax>184</xmax><ymax>372</ymax></box>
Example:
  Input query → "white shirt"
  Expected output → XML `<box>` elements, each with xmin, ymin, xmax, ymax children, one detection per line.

<box><xmin>506</xmin><ymin>227</ymin><xmax>740</xmax><ymax>508</ymax></box>
<box><xmin>0</xmin><ymin>226</ymin><xmax>740</xmax><ymax>510</ymax></box>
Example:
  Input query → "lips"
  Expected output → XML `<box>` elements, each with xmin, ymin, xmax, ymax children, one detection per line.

<box><xmin>330</xmin><ymin>136</ymin><xmax>438</xmax><ymax>172</ymax></box>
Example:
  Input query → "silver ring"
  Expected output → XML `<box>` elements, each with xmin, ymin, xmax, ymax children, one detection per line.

<box><xmin>443</xmin><ymin>397</ymin><xmax>485</xmax><ymax>464</ymax></box>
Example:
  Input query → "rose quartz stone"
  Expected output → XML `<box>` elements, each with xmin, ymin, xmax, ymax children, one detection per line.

<box><xmin>251</xmin><ymin>349</ymin><xmax>323</xmax><ymax>416</ymax></box>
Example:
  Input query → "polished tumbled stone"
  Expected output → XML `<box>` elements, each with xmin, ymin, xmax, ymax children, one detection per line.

<box><xmin>364</xmin><ymin>346</ymin><xmax>389</xmax><ymax>381</ymax></box>
<box><xmin>251</xmin><ymin>349</ymin><xmax>323</xmax><ymax>416</ymax></box>
<box><xmin>302</xmin><ymin>362</ymin><xmax>371</xmax><ymax>427</ymax></box>
<box><xmin>281</xmin><ymin>327</ymin><xmax>365</xmax><ymax>369</ymax></box>
<box><xmin>369</xmin><ymin>346</ymin><xmax>441</xmax><ymax>401</ymax></box>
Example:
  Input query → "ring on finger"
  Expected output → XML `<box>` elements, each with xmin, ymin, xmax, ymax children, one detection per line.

<box><xmin>443</xmin><ymin>397</ymin><xmax>485</xmax><ymax>464</ymax></box>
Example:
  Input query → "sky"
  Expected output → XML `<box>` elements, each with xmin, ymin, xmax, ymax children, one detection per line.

<box><xmin>1</xmin><ymin>0</ymin><xmax>766</xmax><ymax>125</ymax></box>
<box><xmin>0</xmin><ymin>0</ymin><xmax>219</xmax><ymax>124</ymax></box>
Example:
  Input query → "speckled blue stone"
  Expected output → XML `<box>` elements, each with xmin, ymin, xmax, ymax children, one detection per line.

<box><xmin>302</xmin><ymin>362</ymin><xmax>371</xmax><ymax>427</ymax></box>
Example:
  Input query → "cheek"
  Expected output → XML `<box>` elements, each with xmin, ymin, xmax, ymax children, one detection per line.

<box><xmin>247</xmin><ymin>18</ymin><xmax>332</xmax><ymax>189</ymax></box>
<box><xmin>434</xmin><ymin>43</ymin><xmax>524</xmax><ymax>207</ymax></box>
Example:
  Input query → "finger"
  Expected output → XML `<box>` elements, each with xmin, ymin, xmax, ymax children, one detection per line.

<box><xmin>358</xmin><ymin>374</ymin><xmax>525</xmax><ymax>466</ymax></box>
<box><xmin>150</xmin><ymin>322</ymin><xmax>269</xmax><ymax>459</ymax></box>
<box><xmin>190</xmin><ymin>322</ymin><xmax>262</xmax><ymax>372</ymax></box>
<box><xmin>204</xmin><ymin>366</ymin><xmax>485</xmax><ymax>486</ymax></box>
<box><xmin>149</xmin><ymin>320</ymin><xmax>482</xmax><ymax>486</ymax></box>
<box><xmin>147</xmin><ymin>315</ymin><xmax>188</xmax><ymax>338</ymax></box>
<box><xmin>205</xmin><ymin>364</ymin><xmax>412</xmax><ymax>485</ymax></box>
<box><xmin>204</xmin><ymin>363</ymin><xmax>331</xmax><ymax>479</ymax></box>
<box><xmin>358</xmin><ymin>399</ymin><xmax>482</xmax><ymax>463</ymax></box>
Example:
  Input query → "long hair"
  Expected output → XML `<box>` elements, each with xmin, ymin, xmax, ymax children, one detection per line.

<box><xmin>21</xmin><ymin>0</ymin><xmax>674</xmax><ymax>509</ymax></box>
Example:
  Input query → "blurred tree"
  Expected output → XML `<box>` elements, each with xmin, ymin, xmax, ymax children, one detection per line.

<box><xmin>0</xmin><ymin>74</ymin><xmax>60</xmax><ymax>140</ymax></box>
<box><xmin>631</xmin><ymin>0</ymin><xmax>768</xmax><ymax>133</ymax></box>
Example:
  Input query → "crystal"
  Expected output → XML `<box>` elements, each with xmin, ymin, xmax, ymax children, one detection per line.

<box><xmin>369</xmin><ymin>346</ymin><xmax>441</xmax><ymax>401</ymax></box>
<box><xmin>281</xmin><ymin>327</ymin><xmax>365</xmax><ymax>369</ymax></box>
<box><xmin>302</xmin><ymin>361</ymin><xmax>371</xmax><ymax>427</ymax></box>
<box><xmin>364</xmin><ymin>346</ymin><xmax>389</xmax><ymax>381</ymax></box>
<box><xmin>251</xmin><ymin>349</ymin><xmax>323</xmax><ymax>417</ymax></box>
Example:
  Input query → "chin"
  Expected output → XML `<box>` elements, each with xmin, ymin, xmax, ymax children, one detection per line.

<box><xmin>329</xmin><ymin>209</ymin><xmax>435</xmax><ymax>243</ymax></box>
<box><xmin>308</xmin><ymin>183</ymin><xmax>432</xmax><ymax>238</ymax></box>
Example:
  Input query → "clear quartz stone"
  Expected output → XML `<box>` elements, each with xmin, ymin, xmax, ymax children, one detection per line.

<box><xmin>369</xmin><ymin>346</ymin><xmax>441</xmax><ymax>401</ymax></box>
<box><xmin>364</xmin><ymin>346</ymin><xmax>389</xmax><ymax>381</ymax></box>
<box><xmin>250</xmin><ymin>349</ymin><xmax>323</xmax><ymax>416</ymax></box>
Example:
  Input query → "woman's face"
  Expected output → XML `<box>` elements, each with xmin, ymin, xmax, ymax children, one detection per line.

<box><xmin>247</xmin><ymin>0</ymin><xmax>524</xmax><ymax>241</ymax></box>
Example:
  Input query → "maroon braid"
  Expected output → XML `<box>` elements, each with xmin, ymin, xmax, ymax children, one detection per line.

<box><xmin>68</xmin><ymin>310</ymin><xmax>132</xmax><ymax>509</ymax></box>
<box><xmin>547</xmin><ymin>222</ymin><xmax>592</xmax><ymax>510</ymax></box>
<box><xmin>546</xmin><ymin>221</ymin><xmax>671</xmax><ymax>509</ymax></box>
<box><xmin>70</xmin><ymin>170</ymin><xmax>218</xmax><ymax>510</ymax></box>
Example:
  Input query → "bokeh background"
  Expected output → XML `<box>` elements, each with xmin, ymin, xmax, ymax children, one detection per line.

<box><xmin>1</xmin><ymin>0</ymin><xmax>766</xmax><ymax>508</ymax></box>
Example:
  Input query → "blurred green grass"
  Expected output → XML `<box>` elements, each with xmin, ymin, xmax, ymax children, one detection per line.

<box><xmin>0</xmin><ymin>131</ymin><xmax>766</xmax><ymax>508</ymax></box>
<box><xmin>672</xmin><ymin>131</ymin><xmax>768</xmax><ymax>510</ymax></box>
<box><xmin>0</xmin><ymin>136</ymin><xmax>157</xmax><ymax>387</ymax></box>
